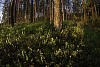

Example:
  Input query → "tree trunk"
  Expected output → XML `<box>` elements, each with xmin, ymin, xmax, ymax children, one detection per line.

<box><xmin>91</xmin><ymin>5</ymin><xmax>94</xmax><ymax>18</ymax></box>
<box><xmin>37</xmin><ymin>0</ymin><xmax>40</xmax><ymax>19</ymax></box>
<box><xmin>11</xmin><ymin>0</ymin><xmax>15</xmax><ymax>26</ymax></box>
<box><xmin>26</xmin><ymin>0</ymin><xmax>29</xmax><ymax>22</ymax></box>
<box><xmin>34</xmin><ymin>0</ymin><xmax>36</xmax><ymax>21</ymax></box>
<box><xmin>14</xmin><ymin>0</ymin><xmax>17</xmax><ymax>23</ymax></box>
<box><xmin>30</xmin><ymin>0</ymin><xmax>33</xmax><ymax>22</ymax></box>
<box><xmin>52</xmin><ymin>1</ymin><xmax>54</xmax><ymax>22</ymax></box>
<box><xmin>46</xmin><ymin>0</ymin><xmax>49</xmax><ymax>20</ymax></box>
<box><xmin>83</xmin><ymin>0</ymin><xmax>86</xmax><ymax>20</ymax></box>
<box><xmin>94</xmin><ymin>3</ymin><xmax>97</xmax><ymax>18</ymax></box>
<box><xmin>54</xmin><ymin>0</ymin><xmax>62</xmax><ymax>29</ymax></box>
<box><xmin>42</xmin><ymin>0</ymin><xmax>45</xmax><ymax>18</ymax></box>
<box><xmin>8</xmin><ymin>2</ymin><xmax>11</xmax><ymax>25</ymax></box>
<box><xmin>50</xmin><ymin>0</ymin><xmax>52</xmax><ymax>24</ymax></box>
<box><xmin>61</xmin><ymin>0</ymin><xmax>65</xmax><ymax>21</ymax></box>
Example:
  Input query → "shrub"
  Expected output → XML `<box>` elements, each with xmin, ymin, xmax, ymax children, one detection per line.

<box><xmin>0</xmin><ymin>20</ymin><xmax>100</xmax><ymax>67</ymax></box>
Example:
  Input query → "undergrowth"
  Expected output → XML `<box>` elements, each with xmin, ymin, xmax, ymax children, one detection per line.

<box><xmin>0</xmin><ymin>20</ymin><xmax>100</xmax><ymax>67</ymax></box>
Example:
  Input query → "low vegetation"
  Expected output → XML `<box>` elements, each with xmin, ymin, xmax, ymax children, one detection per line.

<box><xmin>0</xmin><ymin>20</ymin><xmax>100</xmax><ymax>67</ymax></box>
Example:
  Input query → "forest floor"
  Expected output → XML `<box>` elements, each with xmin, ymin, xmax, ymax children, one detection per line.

<box><xmin>0</xmin><ymin>19</ymin><xmax>100</xmax><ymax>67</ymax></box>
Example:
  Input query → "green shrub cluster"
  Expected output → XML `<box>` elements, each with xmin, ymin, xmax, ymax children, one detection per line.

<box><xmin>83</xmin><ymin>19</ymin><xmax>100</xmax><ymax>67</ymax></box>
<box><xmin>0</xmin><ymin>20</ymin><xmax>100</xmax><ymax>67</ymax></box>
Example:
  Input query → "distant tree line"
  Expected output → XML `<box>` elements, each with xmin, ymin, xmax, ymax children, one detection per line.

<box><xmin>1</xmin><ymin>0</ymin><xmax>100</xmax><ymax>29</ymax></box>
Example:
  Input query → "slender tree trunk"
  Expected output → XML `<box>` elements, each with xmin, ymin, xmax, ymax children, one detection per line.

<box><xmin>37</xmin><ymin>0</ymin><xmax>40</xmax><ymax>19</ymax></box>
<box><xmin>16</xmin><ymin>0</ymin><xmax>20</xmax><ymax>23</ymax></box>
<box><xmin>54</xmin><ymin>0</ymin><xmax>62</xmax><ymax>29</ymax></box>
<box><xmin>14</xmin><ymin>0</ymin><xmax>17</xmax><ymax>23</ymax></box>
<box><xmin>26</xmin><ymin>0</ymin><xmax>29</xmax><ymax>21</ymax></box>
<box><xmin>94</xmin><ymin>3</ymin><xmax>97</xmax><ymax>18</ymax></box>
<box><xmin>83</xmin><ymin>0</ymin><xmax>86</xmax><ymax>20</ymax></box>
<box><xmin>23</xmin><ymin>0</ymin><xmax>26</xmax><ymax>21</ymax></box>
<box><xmin>34</xmin><ymin>0</ymin><xmax>36</xmax><ymax>21</ymax></box>
<box><xmin>11</xmin><ymin>0</ymin><xmax>15</xmax><ymax>26</ymax></box>
<box><xmin>91</xmin><ymin>5</ymin><xmax>94</xmax><ymax>18</ymax></box>
<box><xmin>8</xmin><ymin>2</ymin><xmax>11</xmax><ymax>25</ymax></box>
<box><xmin>65</xmin><ymin>3</ymin><xmax>67</xmax><ymax>20</ymax></box>
<box><xmin>17</xmin><ymin>0</ymin><xmax>20</xmax><ymax>14</ymax></box>
<box><xmin>50</xmin><ymin>0</ymin><xmax>52</xmax><ymax>24</ymax></box>
<box><xmin>45</xmin><ymin>0</ymin><xmax>49</xmax><ymax>20</ymax></box>
<box><xmin>52</xmin><ymin>1</ymin><xmax>54</xmax><ymax>22</ymax></box>
<box><xmin>61</xmin><ymin>0</ymin><xmax>65</xmax><ymax>21</ymax></box>
<box><xmin>30</xmin><ymin>0</ymin><xmax>33</xmax><ymax>22</ymax></box>
<box><xmin>42</xmin><ymin>0</ymin><xmax>45</xmax><ymax>18</ymax></box>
